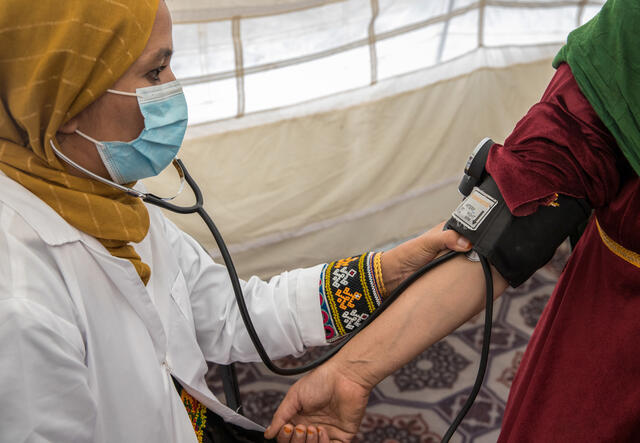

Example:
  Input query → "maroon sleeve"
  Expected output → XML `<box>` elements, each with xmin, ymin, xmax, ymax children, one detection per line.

<box><xmin>485</xmin><ymin>63</ymin><xmax>621</xmax><ymax>216</ymax></box>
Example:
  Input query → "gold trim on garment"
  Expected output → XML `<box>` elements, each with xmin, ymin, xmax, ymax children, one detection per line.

<box><xmin>596</xmin><ymin>218</ymin><xmax>640</xmax><ymax>269</ymax></box>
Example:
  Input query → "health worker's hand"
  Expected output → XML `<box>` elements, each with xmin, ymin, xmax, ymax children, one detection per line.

<box><xmin>264</xmin><ymin>359</ymin><xmax>371</xmax><ymax>443</ymax></box>
<box><xmin>381</xmin><ymin>221</ymin><xmax>471</xmax><ymax>294</ymax></box>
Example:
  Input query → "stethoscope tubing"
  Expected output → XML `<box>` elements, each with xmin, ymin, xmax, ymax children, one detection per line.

<box><xmin>144</xmin><ymin>162</ymin><xmax>466</xmax><ymax>375</ymax></box>
<box><xmin>49</xmin><ymin>139</ymin><xmax>493</xmax><ymax>441</ymax></box>
<box><xmin>142</xmin><ymin>159</ymin><xmax>494</xmax><ymax>441</ymax></box>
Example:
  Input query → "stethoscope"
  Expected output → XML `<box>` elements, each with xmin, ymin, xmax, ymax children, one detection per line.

<box><xmin>51</xmin><ymin>141</ymin><xmax>494</xmax><ymax>443</ymax></box>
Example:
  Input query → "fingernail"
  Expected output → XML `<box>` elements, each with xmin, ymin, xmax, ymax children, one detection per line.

<box><xmin>307</xmin><ymin>429</ymin><xmax>315</xmax><ymax>435</ymax></box>
<box><xmin>296</xmin><ymin>428</ymin><xmax>305</xmax><ymax>436</ymax></box>
<box><xmin>457</xmin><ymin>238</ymin><xmax>470</xmax><ymax>248</ymax></box>
<box><xmin>284</xmin><ymin>425</ymin><xmax>292</xmax><ymax>434</ymax></box>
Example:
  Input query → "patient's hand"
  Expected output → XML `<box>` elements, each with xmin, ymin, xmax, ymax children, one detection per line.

<box><xmin>264</xmin><ymin>359</ymin><xmax>372</xmax><ymax>443</ymax></box>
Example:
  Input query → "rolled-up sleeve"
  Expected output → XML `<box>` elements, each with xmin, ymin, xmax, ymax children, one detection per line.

<box><xmin>486</xmin><ymin>63</ymin><xmax>622</xmax><ymax>216</ymax></box>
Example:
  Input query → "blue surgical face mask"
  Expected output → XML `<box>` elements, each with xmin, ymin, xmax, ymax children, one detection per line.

<box><xmin>76</xmin><ymin>80</ymin><xmax>188</xmax><ymax>184</ymax></box>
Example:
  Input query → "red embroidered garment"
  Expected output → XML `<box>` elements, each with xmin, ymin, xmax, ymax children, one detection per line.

<box><xmin>486</xmin><ymin>63</ymin><xmax>640</xmax><ymax>441</ymax></box>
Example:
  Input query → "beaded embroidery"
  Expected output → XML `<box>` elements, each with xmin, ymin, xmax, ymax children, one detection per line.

<box><xmin>180</xmin><ymin>388</ymin><xmax>208</xmax><ymax>443</ymax></box>
<box><xmin>320</xmin><ymin>252</ymin><xmax>385</xmax><ymax>342</ymax></box>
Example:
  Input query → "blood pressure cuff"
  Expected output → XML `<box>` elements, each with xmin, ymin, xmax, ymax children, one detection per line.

<box><xmin>445</xmin><ymin>175</ymin><xmax>592</xmax><ymax>287</ymax></box>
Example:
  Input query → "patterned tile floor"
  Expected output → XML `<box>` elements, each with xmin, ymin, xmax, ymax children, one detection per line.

<box><xmin>206</xmin><ymin>242</ymin><xmax>571</xmax><ymax>442</ymax></box>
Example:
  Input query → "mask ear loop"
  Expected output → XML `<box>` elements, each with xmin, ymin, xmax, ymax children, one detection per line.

<box><xmin>49</xmin><ymin>138</ymin><xmax>185</xmax><ymax>201</ymax></box>
<box><xmin>106</xmin><ymin>89</ymin><xmax>139</xmax><ymax>97</ymax></box>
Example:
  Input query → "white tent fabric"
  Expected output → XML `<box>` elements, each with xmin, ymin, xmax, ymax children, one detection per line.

<box><xmin>165</xmin><ymin>0</ymin><xmax>341</xmax><ymax>23</ymax></box>
<box><xmin>149</xmin><ymin>0</ymin><xmax>605</xmax><ymax>278</ymax></box>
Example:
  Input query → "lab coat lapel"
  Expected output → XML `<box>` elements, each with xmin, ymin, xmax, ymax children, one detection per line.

<box><xmin>93</xmin><ymin>249</ymin><xmax>168</xmax><ymax>363</ymax></box>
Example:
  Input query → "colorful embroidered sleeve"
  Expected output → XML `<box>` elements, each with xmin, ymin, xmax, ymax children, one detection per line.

<box><xmin>319</xmin><ymin>252</ymin><xmax>387</xmax><ymax>343</ymax></box>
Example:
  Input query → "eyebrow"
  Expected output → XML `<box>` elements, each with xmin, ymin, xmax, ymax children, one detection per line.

<box><xmin>154</xmin><ymin>48</ymin><xmax>173</xmax><ymax>62</ymax></box>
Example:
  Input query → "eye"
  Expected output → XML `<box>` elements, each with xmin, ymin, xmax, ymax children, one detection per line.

<box><xmin>146</xmin><ymin>66</ymin><xmax>167</xmax><ymax>82</ymax></box>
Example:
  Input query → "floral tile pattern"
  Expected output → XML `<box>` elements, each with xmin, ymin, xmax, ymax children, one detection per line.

<box><xmin>355</xmin><ymin>413</ymin><xmax>442</xmax><ymax>443</ymax></box>
<box><xmin>437</xmin><ymin>388</ymin><xmax>504</xmax><ymax>435</ymax></box>
<box><xmin>206</xmin><ymin>242</ymin><xmax>571</xmax><ymax>442</ymax></box>
<box><xmin>392</xmin><ymin>341</ymin><xmax>471</xmax><ymax>391</ymax></box>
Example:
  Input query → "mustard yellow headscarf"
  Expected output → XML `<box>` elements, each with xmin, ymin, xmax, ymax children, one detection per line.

<box><xmin>0</xmin><ymin>0</ymin><xmax>160</xmax><ymax>285</ymax></box>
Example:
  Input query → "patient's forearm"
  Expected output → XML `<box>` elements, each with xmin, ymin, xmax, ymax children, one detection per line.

<box><xmin>332</xmin><ymin>255</ymin><xmax>508</xmax><ymax>389</ymax></box>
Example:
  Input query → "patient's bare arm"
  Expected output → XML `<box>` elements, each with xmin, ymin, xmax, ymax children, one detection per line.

<box><xmin>265</xmin><ymin>255</ymin><xmax>508</xmax><ymax>442</ymax></box>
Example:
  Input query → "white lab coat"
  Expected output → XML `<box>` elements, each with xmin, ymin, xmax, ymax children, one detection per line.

<box><xmin>0</xmin><ymin>172</ymin><xmax>327</xmax><ymax>443</ymax></box>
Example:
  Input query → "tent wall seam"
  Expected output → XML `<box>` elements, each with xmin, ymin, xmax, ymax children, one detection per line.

<box><xmin>178</xmin><ymin>2</ymin><xmax>483</xmax><ymax>87</ymax></box>
<box><xmin>178</xmin><ymin>0</ymin><xmax>597</xmax><ymax>88</ymax></box>
<box><xmin>169</xmin><ymin>0</ymin><xmax>601</xmax><ymax>24</ymax></box>
<box><xmin>169</xmin><ymin>0</ymin><xmax>344</xmax><ymax>24</ymax></box>
<box><xmin>367</xmin><ymin>0</ymin><xmax>380</xmax><ymax>86</ymax></box>
<box><xmin>436</xmin><ymin>0</ymin><xmax>455</xmax><ymax>63</ymax></box>
<box><xmin>478</xmin><ymin>0</ymin><xmax>486</xmax><ymax>48</ymax></box>
<box><xmin>577</xmin><ymin>0</ymin><xmax>589</xmax><ymax>26</ymax></box>
<box><xmin>232</xmin><ymin>17</ymin><xmax>246</xmax><ymax>117</ymax></box>
<box><xmin>185</xmin><ymin>47</ymin><xmax>560</xmax><ymax>134</ymax></box>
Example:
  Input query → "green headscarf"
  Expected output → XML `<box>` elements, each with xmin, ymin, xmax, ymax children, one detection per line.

<box><xmin>553</xmin><ymin>0</ymin><xmax>640</xmax><ymax>176</ymax></box>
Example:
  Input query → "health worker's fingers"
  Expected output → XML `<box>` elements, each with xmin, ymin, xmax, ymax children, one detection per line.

<box><xmin>317</xmin><ymin>427</ymin><xmax>331</xmax><ymax>443</ymax></box>
<box><xmin>276</xmin><ymin>424</ymin><xmax>294</xmax><ymax>443</ymax></box>
<box><xmin>266</xmin><ymin>393</ymin><xmax>301</xmax><ymax>439</ymax></box>
<box><xmin>291</xmin><ymin>425</ymin><xmax>308</xmax><ymax>443</ymax></box>
<box><xmin>305</xmin><ymin>426</ymin><xmax>319</xmax><ymax>443</ymax></box>
<box><xmin>428</xmin><ymin>221</ymin><xmax>471</xmax><ymax>253</ymax></box>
